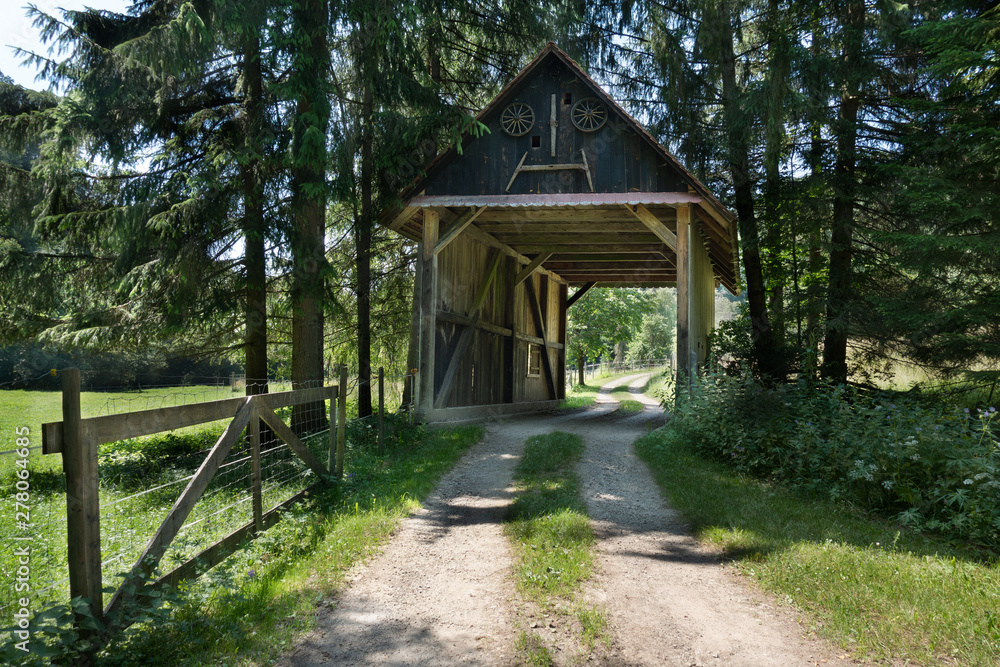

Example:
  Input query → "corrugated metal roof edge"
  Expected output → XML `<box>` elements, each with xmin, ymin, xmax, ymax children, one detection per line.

<box><xmin>407</xmin><ymin>192</ymin><xmax>703</xmax><ymax>207</ymax></box>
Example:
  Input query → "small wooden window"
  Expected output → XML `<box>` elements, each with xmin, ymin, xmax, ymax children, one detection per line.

<box><xmin>531</xmin><ymin>135</ymin><xmax>541</xmax><ymax>148</ymax></box>
<box><xmin>527</xmin><ymin>344</ymin><xmax>541</xmax><ymax>377</ymax></box>
<box><xmin>563</xmin><ymin>92</ymin><xmax>573</xmax><ymax>105</ymax></box>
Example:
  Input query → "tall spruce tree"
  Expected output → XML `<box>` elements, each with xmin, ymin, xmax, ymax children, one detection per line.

<box><xmin>4</xmin><ymin>1</ymin><xmax>292</xmax><ymax>391</ymax></box>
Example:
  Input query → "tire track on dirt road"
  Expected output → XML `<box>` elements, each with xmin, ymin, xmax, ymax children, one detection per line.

<box><xmin>280</xmin><ymin>373</ymin><xmax>856</xmax><ymax>666</ymax></box>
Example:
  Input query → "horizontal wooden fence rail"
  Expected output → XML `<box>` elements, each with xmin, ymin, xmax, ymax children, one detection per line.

<box><xmin>41</xmin><ymin>368</ymin><xmax>351</xmax><ymax>648</ymax></box>
<box><xmin>41</xmin><ymin>385</ymin><xmax>333</xmax><ymax>453</ymax></box>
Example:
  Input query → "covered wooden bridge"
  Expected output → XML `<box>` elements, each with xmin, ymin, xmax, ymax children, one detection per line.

<box><xmin>380</xmin><ymin>43</ymin><xmax>739</xmax><ymax>421</ymax></box>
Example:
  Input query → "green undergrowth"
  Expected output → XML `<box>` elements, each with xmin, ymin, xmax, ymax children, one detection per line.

<box><xmin>646</xmin><ymin>368</ymin><xmax>674</xmax><ymax>406</ymax></box>
<box><xmin>636</xmin><ymin>426</ymin><xmax>1000</xmax><ymax>667</ymax></box>
<box><xmin>3</xmin><ymin>421</ymin><xmax>483</xmax><ymax>666</ymax></box>
<box><xmin>505</xmin><ymin>431</ymin><xmax>611</xmax><ymax>663</ymax></box>
<box><xmin>674</xmin><ymin>375</ymin><xmax>1000</xmax><ymax>550</ymax></box>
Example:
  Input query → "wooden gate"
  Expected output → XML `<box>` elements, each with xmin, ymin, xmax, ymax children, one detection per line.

<box><xmin>42</xmin><ymin>368</ymin><xmax>345</xmax><ymax>630</ymax></box>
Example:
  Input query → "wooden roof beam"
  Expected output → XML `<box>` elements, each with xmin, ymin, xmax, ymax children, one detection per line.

<box><xmin>561</xmin><ymin>274</ymin><xmax>677</xmax><ymax>283</ymax></box>
<box><xmin>545</xmin><ymin>261</ymin><xmax>674</xmax><ymax>271</ymax></box>
<box><xmin>514</xmin><ymin>253</ymin><xmax>553</xmax><ymax>286</ymax></box>
<box><xmin>493</xmin><ymin>233</ymin><xmax>662</xmax><ymax>245</ymax></box>
<box><xmin>566</xmin><ymin>282</ymin><xmax>597</xmax><ymax>308</ymax></box>
<box><xmin>476</xmin><ymin>222</ymin><xmax>649</xmax><ymax>234</ymax></box>
<box><xmin>547</xmin><ymin>252</ymin><xmax>669</xmax><ymax>263</ymax></box>
<box><xmin>434</xmin><ymin>205</ymin><xmax>485</xmax><ymax>255</ymax></box>
<box><xmin>624</xmin><ymin>203</ymin><xmax>677</xmax><ymax>253</ymax></box>
<box><xmin>516</xmin><ymin>244</ymin><xmax>666</xmax><ymax>254</ymax></box>
<box><xmin>460</xmin><ymin>223</ymin><xmax>568</xmax><ymax>285</ymax></box>
<box><xmin>387</xmin><ymin>205</ymin><xmax>418</xmax><ymax>231</ymax></box>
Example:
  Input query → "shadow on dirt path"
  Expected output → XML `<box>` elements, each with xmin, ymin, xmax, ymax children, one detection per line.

<box><xmin>279</xmin><ymin>374</ymin><xmax>856</xmax><ymax>667</ymax></box>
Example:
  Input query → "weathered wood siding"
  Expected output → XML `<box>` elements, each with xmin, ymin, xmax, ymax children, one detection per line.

<box><xmin>689</xmin><ymin>225</ymin><xmax>715</xmax><ymax>368</ymax></box>
<box><xmin>433</xmin><ymin>233</ymin><xmax>566</xmax><ymax>408</ymax></box>
<box><xmin>423</xmin><ymin>56</ymin><xmax>687</xmax><ymax>197</ymax></box>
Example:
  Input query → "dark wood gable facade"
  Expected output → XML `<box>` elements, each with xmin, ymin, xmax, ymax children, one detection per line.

<box><xmin>381</xmin><ymin>43</ymin><xmax>740</xmax><ymax>421</ymax></box>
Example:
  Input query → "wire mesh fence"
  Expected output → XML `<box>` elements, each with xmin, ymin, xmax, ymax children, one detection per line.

<box><xmin>566</xmin><ymin>355</ymin><xmax>675</xmax><ymax>388</ymax></box>
<box><xmin>0</xmin><ymin>372</ymin><xmax>346</xmax><ymax>620</ymax></box>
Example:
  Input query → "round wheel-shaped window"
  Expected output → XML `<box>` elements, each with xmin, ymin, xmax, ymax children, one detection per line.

<box><xmin>571</xmin><ymin>97</ymin><xmax>607</xmax><ymax>132</ymax></box>
<box><xmin>500</xmin><ymin>102</ymin><xmax>534</xmax><ymax>137</ymax></box>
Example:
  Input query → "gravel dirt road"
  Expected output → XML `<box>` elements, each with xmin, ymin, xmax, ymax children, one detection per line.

<box><xmin>280</xmin><ymin>373</ymin><xmax>857</xmax><ymax>666</ymax></box>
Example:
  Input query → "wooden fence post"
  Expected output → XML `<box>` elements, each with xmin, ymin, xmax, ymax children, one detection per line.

<box><xmin>336</xmin><ymin>365</ymin><xmax>347</xmax><ymax>478</ymax></box>
<box><xmin>61</xmin><ymin>368</ymin><xmax>103</xmax><ymax>639</ymax></box>
<box><xmin>249</xmin><ymin>399</ymin><xmax>263</xmax><ymax>532</ymax></box>
<box><xmin>329</xmin><ymin>384</ymin><xmax>337</xmax><ymax>474</ymax></box>
<box><xmin>410</xmin><ymin>369</ymin><xmax>417</xmax><ymax>422</ymax></box>
<box><xmin>377</xmin><ymin>367</ymin><xmax>385</xmax><ymax>455</ymax></box>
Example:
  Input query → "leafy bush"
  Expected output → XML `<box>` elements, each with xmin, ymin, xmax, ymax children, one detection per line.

<box><xmin>670</xmin><ymin>374</ymin><xmax>1000</xmax><ymax>551</ymax></box>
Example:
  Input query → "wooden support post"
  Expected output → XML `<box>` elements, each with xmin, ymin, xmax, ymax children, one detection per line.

<box><xmin>549</xmin><ymin>93</ymin><xmax>557</xmax><ymax>157</ymax></box>
<box><xmin>417</xmin><ymin>209</ymin><xmax>439</xmax><ymax>420</ymax></box>
<box><xmin>558</xmin><ymin>282</ymin><xmax>567</xmax><ymax>400</ymax></box>
<box><xmin>329</xmin><ymin>385</ymin><xmax>337</xmax><ymax>475</ymax></box>
<box><xmin>378</xmin><ymin>367</ymin><xmax>385</xmax><ymax>455</ymax></box>
<box><xmin>676</xmin><ymin>204</ymin><xmax>691</xmax><ymax>397</ymax></box>
<box><xmin>250</xmin><ymin>400</ymin><xmax>263</xmax><ymax>532</ymax></box>
<box><xmin>61</xmin><ymin>368</ymin><xmax>103</xmax><ymax>639</ymax></box>
<box><xmin>336</xmin><ymin>365</ymin><xmax>347</xmax><ymax>478</ymax></box>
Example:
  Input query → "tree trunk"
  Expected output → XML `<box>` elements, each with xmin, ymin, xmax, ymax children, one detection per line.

<box><xmin>804</xmin><ymin>19</ymin><xmax>825</xmax><ymax>362</ymax></box>
<box><xmin>716</xmin><ymin>0</ymin><xmax>783</xmax><ymax>381</ymax></box>
<box><xmin>290</xmin><ymin>0</ymin><xmax>330</xmax><ymax>434</ymax></box>
<box><xmin>401</xmin><ymin>256</ymin><xmax>420</xmax><ymax>410</ymax></box>
<box><xmin>763</xmin><ymin>0</ymin><xmax>788</xmax><ymax>347</ymax></box>
<box><xmin>822</xmin><ymin>0</ymin><xmax>863</xmax><ymax>384</ymax></box>
<box><xmin>241</xmin><ymin>30</ymin><xmax>268</xmax><ymax>398</ymax></box>
<box><xmin>356</xmin><ymin>84</ymin><xmax>373</xmax><ymax>418</ymax></box>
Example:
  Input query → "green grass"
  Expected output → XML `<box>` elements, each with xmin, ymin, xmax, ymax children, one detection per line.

<box><xmin>609</xmin><ymin>388</ymin><xmax>645</xmax><ymax>413</ymax></box>
<box><xmin>560</xmin><ymin>382</ymin><xmax>603</xmax><ymax>410</ymax></box>
<box><xmin>636</xmin><ymin>426</ymin><xmax>1000</xmax><ymax>667</ymax></box>
<box><xmin>560</xmin><ymin>366</ymin><xmax>667</xmax><ymax>411</ymax></box>
<box><xmin>515</xmin><ymin>631</ymin><xmax>554</xmax><ymax>666</ymax></box>
<box><xmin>505</xmin><ymin>431</ymin><xmax>611</xmax><ymax>663</ymax></box>
<box><xmin>646</xmin><ymin>369</ymin><xmax>674</xmax><ymax>406</ymax></box>
<box><xmin>4</xmin><ymin>423</ymin><xmax>483</xmax><ymax>665</ymax></box>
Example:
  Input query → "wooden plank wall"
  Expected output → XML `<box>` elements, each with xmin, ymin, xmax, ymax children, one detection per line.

<box><xmin>433</xmin><ymin>232</ymin><xmax>566</xmax><ymax>408</ymax></box>
<box><xmin>424</xmin><ymin>57</ymin><xmax>686</xmax><ymax>197</ymax></box>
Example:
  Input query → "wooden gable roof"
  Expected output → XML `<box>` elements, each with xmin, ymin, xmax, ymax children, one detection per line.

<box><xmin>381</xmin><ymin>43</ymin><xmax>740</xmax><ymax>293</ymax></box>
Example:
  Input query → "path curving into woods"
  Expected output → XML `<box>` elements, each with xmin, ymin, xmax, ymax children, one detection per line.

<box><xmin>279</xmin><ymin>374</ymin><xmax>857</xmax><ymax>666</ymax></box>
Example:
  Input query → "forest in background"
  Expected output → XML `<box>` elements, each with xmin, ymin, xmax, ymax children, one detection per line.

<box><xmin>0</xmin><ymin>0</ymin><xmax>997</xmax><ymax>409</ymax></box>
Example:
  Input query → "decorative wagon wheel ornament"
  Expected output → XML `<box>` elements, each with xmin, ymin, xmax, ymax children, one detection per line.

<box><xmin>500</xmin><ymin>102</ymin><xmax>534</xmax><ymax>136</ymax></box>
<box><xmin>571</xmin><ymin>97</ymin><xmax>607</xmax><ymax>132</ymax></box>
